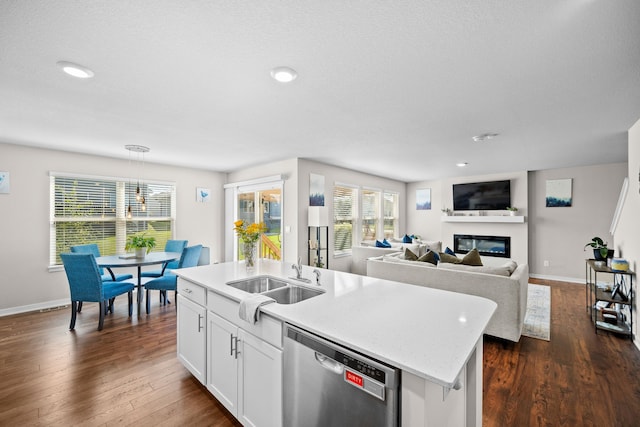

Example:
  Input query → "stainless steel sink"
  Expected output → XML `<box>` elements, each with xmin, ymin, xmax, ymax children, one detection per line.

<box><xmin>226</xmin><ymin>276</ymin><xmax>289</xmax><ymax>293</ymax></box>
<box><xmin>262</xmin><ymin>285</ymin><xmax>324</xmax><ymax>304</ymax></box>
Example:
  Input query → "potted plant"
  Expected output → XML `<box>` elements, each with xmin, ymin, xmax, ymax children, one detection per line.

<box><xmin>584</xmin><ymin>236</ymin><xmax>613</xmax><ymax>261</ymax></box>
<box><xmin>125</xmin><ymin>234</ymin><xmax>157</xmax><ymax>258</ymax></box>
<box><xmin>506</xmin><ymin>207</ymin><xmax>518</xmax><ymax>216</ymax></box>
<box><xmin>441</xmin><ymin>207</ymin><xmax>452</xmax><ymax>216</ymax></box>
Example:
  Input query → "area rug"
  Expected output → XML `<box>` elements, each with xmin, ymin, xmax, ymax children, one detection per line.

<box><xmin>522</xmin><ymin>284</ymin><xmax>551</xmax><ymax>341</ymax></box>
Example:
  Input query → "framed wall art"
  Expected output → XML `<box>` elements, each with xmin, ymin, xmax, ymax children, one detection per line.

<box><xmin>545</xmin><ymin>178</ymin><xmax>572</xmax><ymax>207</ymax></box>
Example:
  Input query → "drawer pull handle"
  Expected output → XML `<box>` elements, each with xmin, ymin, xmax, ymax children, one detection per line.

<box><xmin>183</xmin><ymin>288</ymin><xmax>193</xmax><ymax>294</ymax></box>
<box><xmin>197</xmin><ymin>314</ymin><xmax>203</xmax><ymax>332</ymax></box>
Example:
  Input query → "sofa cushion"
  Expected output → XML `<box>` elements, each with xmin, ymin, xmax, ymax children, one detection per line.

<box><xmin>418</xmin><ymin>250</ymin><xmax>438</xmax><ymax>265</ymax></box>
<box><xmin>445</xmin><ymin>247</ymin><xmax>455</xmax><ymax>256</ymax></box>
<box><xmin>402</xmin><ymin>234</ymin><xmax>413</xmax><ymax>243</ymax></box>
<box><xmin>404</xmin><ymin>248</ymin><xmax>419</xmax><ymax>261</ymax></box>
<box><xmin>422</xmin><ymin>240</ymin><xmax>442</xmax><ymax>253</ymax></box>
<box><xmin>461</xmin><ymin>248</ymin><xmax>483</xmax><ymax>266</ymax></box>
<box><xmin>375</xmin><ymin>239</ymin><xmax>392</xmax><ymax>248</ymax></box>
<box><xmin>439</xmin><ymin>252</ymin><xmax>461</xmax><ymax>264</ymax></box>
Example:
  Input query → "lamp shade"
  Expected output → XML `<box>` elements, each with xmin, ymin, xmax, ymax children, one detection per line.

<box><xmin>308</xmin><ymin>206</ymin><xmax>329</xmax><ymax>227</ymax></box>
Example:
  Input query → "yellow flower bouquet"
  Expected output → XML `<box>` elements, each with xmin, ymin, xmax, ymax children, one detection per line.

<box><xmin>233</xmin><ymin>220</ymin><xmax>267</xmax><ymax>244</ymax></box>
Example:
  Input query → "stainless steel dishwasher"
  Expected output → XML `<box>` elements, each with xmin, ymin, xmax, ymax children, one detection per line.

<box><xmin>284</xmin><ymin>324</ymin><xmax>400</xmax><ymax>427</ymax></box>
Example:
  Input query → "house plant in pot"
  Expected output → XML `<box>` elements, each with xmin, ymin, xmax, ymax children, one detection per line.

<box><xmin>584</xmin><ymin>236</ymin><xmax>614</xmax><ymax>262</ymax></box>
<box><xmin>125</xmin><ymin>234</ymin><xmax>157</xmax><ymax>258</ymax></box>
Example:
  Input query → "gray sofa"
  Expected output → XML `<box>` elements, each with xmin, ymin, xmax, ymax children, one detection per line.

<box><xmin>366</xmin><ymin>253</ymin><xmax>529</xmax><ymax>342</ymax></box>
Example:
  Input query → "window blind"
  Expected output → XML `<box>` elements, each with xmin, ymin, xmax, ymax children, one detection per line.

<box><xmin>333</xmin><ymin>185</ymin><xmax>357</xmax><ymax>255</ymax></box>
<box><xmin>361</xmin><ymin>189</ymin><xmax>380</xmax><ymax>240</ymax></box>
<box><xmin>383</xmin><ymin>191</ymin><xmax>399</xmax><ymax>239</ymax></box>
<box><xmin>50</xmin><ymin>174</ymin><xmax>176</xmax><ymax>266</ymax></box>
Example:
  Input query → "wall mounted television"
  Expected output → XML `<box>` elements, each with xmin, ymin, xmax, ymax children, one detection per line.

<box><xmin>452</xmin><ymin>180</ymin><xmax>511</xmax><ymax>211</ymax></box>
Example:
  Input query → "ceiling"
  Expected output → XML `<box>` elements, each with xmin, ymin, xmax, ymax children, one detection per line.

<box><xmin>1</xmin><ymin>1</ymin><xmax>639</xmax><ymax>182</ymax></box>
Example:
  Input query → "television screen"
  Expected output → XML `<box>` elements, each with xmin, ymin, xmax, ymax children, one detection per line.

<box><xmin>452</xmin><ymin>180</ymin><xmax>511</xmax><ymax>211</ymax></box>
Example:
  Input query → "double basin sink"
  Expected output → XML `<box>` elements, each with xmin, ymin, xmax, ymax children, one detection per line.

<box><xmin>226</xmin><ymin>275</ymin><xmax>324</xmax><ymax>304</ymax></box>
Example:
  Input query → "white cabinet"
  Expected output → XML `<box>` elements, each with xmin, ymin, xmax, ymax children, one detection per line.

<box><xmin>176</xmin><ymin>279</ymin><xmax>207</xmax><ymax>384</ymax></box>
<box><xmin>207</xmin><ymin>310</ymin><xmax>283</xmax><ymax>427</ymax></box>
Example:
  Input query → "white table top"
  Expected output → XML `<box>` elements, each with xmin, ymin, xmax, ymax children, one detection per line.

<box><xmin>176</xmin><ymin>259</ymin><xmax>496</xmax><ymax>388</ymax></box>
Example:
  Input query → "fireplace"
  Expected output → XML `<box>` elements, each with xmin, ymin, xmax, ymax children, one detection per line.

<box><xmin>454</xmin><ymin>234</ymin><xmax>511</xmax><ymax>258</ymax></box>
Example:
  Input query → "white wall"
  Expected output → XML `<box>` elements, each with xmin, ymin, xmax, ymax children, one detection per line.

<box><xmin>0</xmin><ymin>142</ymin><xmax>225</xmax><ymax>314</ymax></box>
<box><xmin>297</xmin><ymin>159</ymin><xmax>406</xmax><ymax>273</ymax></box>
<box><xmin>613</xmin><ymin>117</ymin><xmax>640</xmax><ymax>349</ymax></box>
<box><xmin>407</xmin><ymin>171</ymin><xmax>528</xmax><ymax>265</ymax></box>
<box><xmin>529</xmin><ymin>163</ymin><xmax>627</xmax><ymax>282</ymax></box>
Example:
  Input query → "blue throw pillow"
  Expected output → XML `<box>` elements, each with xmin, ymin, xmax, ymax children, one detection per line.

<box><xmin>433</xmin><ymin>251</ymin><xmax>440</xmax><ymax>263</ymax></box>
<box><xmin>375</xmin><ymin>240</ymin><xmax>386</xmax><ymax>248</ymax></box>
<box><xmin>402</xmin><ymin>234</ymin><xmax>412</xmax><ymax>243</ymax></box>
<box><xmin>382</xmin><ymin>239</ymin><xmax>391</xmax><ymax>248</ymax></box>
<box><xmin>445</xmin><ymin>247</ymin><xmax>455</xmax><ymax>256</ymax></box>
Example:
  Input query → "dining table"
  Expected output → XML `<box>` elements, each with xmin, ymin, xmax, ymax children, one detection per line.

<box><xmin>96</xmin><ymin>251</ymin><xmax>181</xmax><ymax>315</ymax></box>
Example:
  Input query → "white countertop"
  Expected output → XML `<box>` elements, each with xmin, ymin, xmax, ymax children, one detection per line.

<box><xmin>176</xmin><ymin>259</ymin><xmax>496</xmax><ymax>389</ymax></box>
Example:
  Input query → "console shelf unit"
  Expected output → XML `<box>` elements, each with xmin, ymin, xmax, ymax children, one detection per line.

<box><xmin>585</xmin><ymin>259</ymin><xmax>634</xmax><ymax>338</ymax></box>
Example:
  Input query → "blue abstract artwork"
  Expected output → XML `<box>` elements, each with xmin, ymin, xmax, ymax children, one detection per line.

<box><xmin>546</xmin><ymin>179</ymin><xmax>572</xmax><ymax>207</ymax></box>
<box><xmin>416</xmin><ymin>188</ymin><xmax>431</xmax><ymax>210</ymax></box>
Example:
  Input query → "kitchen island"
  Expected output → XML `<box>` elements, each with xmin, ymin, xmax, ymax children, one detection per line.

<box><xmin>175</xmin><ymin>259</ymin><xmax>496</xmax><ymax>427</ymax></box>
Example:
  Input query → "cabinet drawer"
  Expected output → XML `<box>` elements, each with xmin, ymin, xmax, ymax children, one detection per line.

<box><xmin>208</xmin><ymin>291</ymin><xmax>282</xmax><ymax>349</ymax></box>
<box><xmin>178</xmin><ymin>278</ymin><xmax>206</xmax><ymax>306</ymax></box>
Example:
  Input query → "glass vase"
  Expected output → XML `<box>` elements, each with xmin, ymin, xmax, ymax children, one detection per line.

<box><xmin>243</xmin><ymin>241</ymin><xmax>256</xmax><ymax>271</ymax></box>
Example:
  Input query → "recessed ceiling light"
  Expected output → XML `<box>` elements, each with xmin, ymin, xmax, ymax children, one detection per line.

<box><xmin>456</xmin><ymin>162</ymin><xmax>468</xmax><ymax>167</ymax></box>
<box><xmin>270</xmin><ymin>66</ymin><xmax>297</xmax><ymax>83</ymax></box>
<box><xmin>57</xmin><ymin>61</ymin><xmax>94</xmax><ymax>79</ymax></box>
<box><xmin>472</xmin><ymin>133</ymin><xmax>499</xmax><ymax>142</ymax></box>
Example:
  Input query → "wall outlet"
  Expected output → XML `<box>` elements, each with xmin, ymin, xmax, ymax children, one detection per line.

<box><xmin>543</xmin><ymin>260</ymin><xmax>550</xmax><ymax>267</ymax></box>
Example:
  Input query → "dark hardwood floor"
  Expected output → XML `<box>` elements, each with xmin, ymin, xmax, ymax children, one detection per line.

<box><xmin>1</xmin><ymin>280</ymin><xmax>639</xmax><ymax>426</ymax></box>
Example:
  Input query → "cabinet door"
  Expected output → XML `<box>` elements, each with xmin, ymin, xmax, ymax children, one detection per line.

<box><xmin>238</xmin><ymin>330</ymin><xmax>283</xmax><ymax>427</ymax></box>
<box><xmin>207</xmin><ymin>311</ymin><xmax>239</xmax><ymax>416</ymax></box>
<box><xmin>176</xmin><ymin>294</ymin><xmax>206</xmax><ymax>384</ymax></box>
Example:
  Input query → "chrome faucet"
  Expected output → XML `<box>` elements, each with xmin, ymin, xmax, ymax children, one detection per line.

<box><xmin>291</xmin><ymin>257</ymin><xmax>303</xmax><ymax>279</ymax></box>
<box><xmin>312</xmin><ymin>269</ymin><xmax>321</xmax><ymax>286</ymax></box>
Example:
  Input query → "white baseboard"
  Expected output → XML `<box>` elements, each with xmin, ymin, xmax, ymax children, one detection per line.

<box><xmin>529</xmin><ymin>273</ymin><xmax>584</xmax><ymax>284</ymax></box>
<box><xmin>0</xmin><ymin>298</ymin><xmax>71</xmax><ymax>317</ymax></box>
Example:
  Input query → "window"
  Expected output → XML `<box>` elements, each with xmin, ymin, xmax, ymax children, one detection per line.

<box><xmin>361</xmin><ymin>189</ymin><xmax>380</xmax><ymax>240</ymax></box>
<box><xmin>383</xmin><ymin>191</ymin><xmax>399</xmax><ymax>239</ymax></box>
<box><xmin>333</xmin><ymin>185</ymin><xmax>357</xmax><ymax>256</ymax></box>
<box><xmin>49</xmin><ymin>172</ymin><xmax>176</xmax><ymax>267</ymax></box>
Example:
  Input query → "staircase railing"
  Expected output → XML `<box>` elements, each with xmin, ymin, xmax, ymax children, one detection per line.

<box><xmin>261</xmin><ymin>234</ymin><xmax>281</xmax><ymax>260</ymax></box>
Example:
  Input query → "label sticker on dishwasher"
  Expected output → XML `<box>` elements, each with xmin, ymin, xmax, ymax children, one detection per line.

<box><xmin>345</xmin><ymin>370</ymin><xmax>363</xmax><ymax>388</ymax></box>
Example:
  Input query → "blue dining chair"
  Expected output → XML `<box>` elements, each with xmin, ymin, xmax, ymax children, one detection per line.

<box><xmin>70</xmin><ymin>244</ymin><xmax>133</xmax><ymax>282</ymax></box>
<box><xmin>60</xmin><ymin>253</ymin><xmax>135</xmax><ymax>331</ymax></box>
<box><xmin>144</xmin><ymin>245</ymin><xmax>202</xmax><ymax>314</ymax></box>
<box><xmin>140</xmin><ymin>239</ymin><xmax>188</xmax><ymax>278</ymax></box>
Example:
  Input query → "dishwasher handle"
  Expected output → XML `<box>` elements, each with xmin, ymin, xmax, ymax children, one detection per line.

<box><xmin>314</xmin><ymin>352</ymin><xmax>344</xmax><ymax>375</ymax></box>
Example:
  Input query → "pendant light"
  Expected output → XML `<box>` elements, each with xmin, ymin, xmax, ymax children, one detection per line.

<box><xmin>125</xmin><ymin>144</ymin><xmax>150</xmax><ymax>217</ymax></box>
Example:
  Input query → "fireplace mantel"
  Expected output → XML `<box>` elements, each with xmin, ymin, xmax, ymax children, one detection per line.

<box><xmin>441</xmin><ymin>215</ymin><xmax>525</xmax><ymax>224</ymax></box>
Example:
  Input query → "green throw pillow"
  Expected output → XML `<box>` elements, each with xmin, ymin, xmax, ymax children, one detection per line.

<box><xmin>404</xmin><ymin>248</ymin><xmax>419</xmax><ymax>261</ymax></box>
<box><xmin>418</xmin><ymin>250</ymin><xmax>438</xmax><ymax>265</ymax></box>
<box><xmin>438</xmin><ymin>252</ymin><xmax>462</xmax><ymax>264</ymax></box>
<box><xmin>461</xmin><ymin>248</ymin><xmax>483</xmax><ymax>266</ymax></box>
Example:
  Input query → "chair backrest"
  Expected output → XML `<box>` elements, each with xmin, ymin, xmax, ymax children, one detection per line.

<box><xmin>165</xmin><ymin>239</ymin><xmax>188</xmax><ymax>253</ymax></box>
<box><xmin>70</xmin><ymin>243</ymin><xmax>104</xmax><ymax>274</ymax></box>
<box><xmin>60</xmin><ymin>253</ymin><xmax>104</xmax><ymax>302</ymax></box>
<box><xmin>177</xmin><ymin>245</ymin><xmax>203</xmax><ymax>269</ymax></box>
